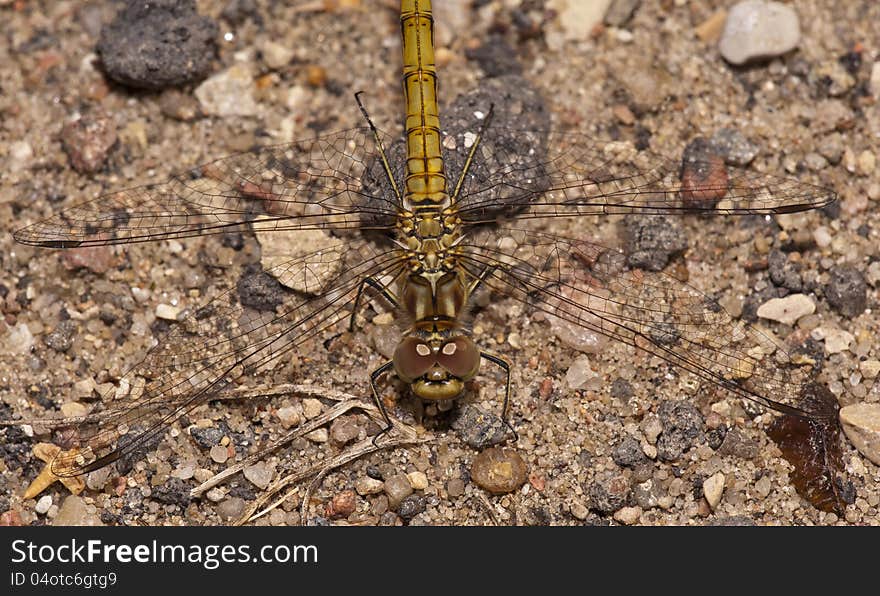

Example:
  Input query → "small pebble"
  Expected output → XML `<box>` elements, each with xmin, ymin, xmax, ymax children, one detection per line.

<box><xmin>243</xmin><ymin>461</ymin><xmax>273</xmax><ymax>490</ymax></box>
<box><xmin>551</xmin><ymin>0</ymin><xmax>612</xmax><ymax>40</ymax></box>
<box><xmin>570</xmin><ymin>501</ymin><xmax>590</xmax><ymax>521</ymax></box>
<box><xmin>302</xmin><ymin>398</ymin><xmax>323</xmax><ymax>419</ymax></box>
<box><xmin>613</xmin><ymin>506</ymin><xmax>642</xmax><ymax>525</ymax></box>
<box><xmin>195</xmin><ymin>64</ymin><xmax>258</xmax><ymax>117</ymax></box>
<box><xmin>326</xmin><ymin>490</ymin><xmax>357</xmax><ymax>519</ymax></box>
<box><xmin>396</xmin><ymin>494</ymin><xmax>426</xmax><ymax>520</ymax></box>
<box><xmin>718</xmin><ymin>0</ymin><xmax>800</xmax><ymax>65</ymax></box>
<box><xmin>35</xmin><ymin>495</ymin><xmax>53</xmax><ymax>515</ymax></box>
<box><xmin>355</xmin><ymin>477</ymin><xmax>384</xmax><ymax>496</ymax></box>
<box><xmin>52</xmin><ymin>496</ymin><xmax>103</xmax><ymax>526</ymax></box>
<box><xmin>217</xmin><ymin>497</ymin><xmax>246</xmax><ymax>521</ymax></box>
<box><xmin>710</xmin><ymin>128</ymin><xmax>758</xmax><ymax>167</ymax></box>
<box><xmin>588</xmin><ymin>472</ymin><xmax>630</xmax><ymax>514</ymax></box>
<box><xmin>205</xmin><ymin>488</ymin><xmax>225</xmax><ymax>502</ymax></box>
<box><xmin>155</xmin><ymin>303</ymin><xmax>181</xmax><ymax>321</ymax></box>
<box><xmin>840</xmin><ymin>404</ymin><xmax>880</xmax><ymax>466</ymax></box>
<box><xmin>329</xmin><ymin>416</ymin><xmax>360</xmax><ymax>446</ymax></box>
<box><xmin>44</xmin><ymin>320</ymin><xmax>78</xmax><ymax>352</ymax></box>
<box><xmin>471</xmin><ymin>448</ymin><xmax>528</xmax><ymax>495</ymax></box>
<box><xmin>450</xmin><ymin>404</ymin><xmax>511</xmax><ymax>449</ymax></box>
<box><xmin>446</xmin><ymin>478</ymin><xmax>465</xmax><ymax>498</ymax></box>
<box><xmin>756</xmin><ymin>293</ymin><xmax>815</xmax><ymax>325</ymax></box>
<box><xmin>190</xmin><ymin>426</ymin><xmax>224</xmax><ymax>449</ymax></box>
<box><xmin>870</xmin><ymin>61</ymin><xmax>880</xmax><ymax>97</ymax></box>
<box><xmin>61</xmin><ymin>112</ymin><xmax>118</xmax><ymax>175</ymax></box>
<box><xmin>825</xmin><ymin>266</ymin><xmax>867</xmax><ymax>318</ymax></box>
<box><xmin>260</xmin><ymin>39</ymin><xmax>295</xmax><ymax>70</ymax></box>
<box><xmin>384</xmin><ymin>474</ymin><xmax>414</xmax><ymax>509</ymax></box>
<box><xmin>86</xmin><ymin>466</ymin><xmax>112</xmax><ymax>491</ymax></box>
<box><xmin>657</xmin><ymin>400</ymin><xmax>704</xmax><ymax>461</ymax></box>
<box><xmin>857</xmin><ymin>150</ymin><xmax>876</xmax><ymax>176</ymax></box>
<box><xmin>612</xmin><ymin>436</ymin><xmax>647</xmax><ymax>468</ymax></box>
<box><xmin>565</xmin><ymin>354</ymin><xmax>598</xmax><ymax>389</ymax></box>
<box><xmin>695</xmin><ymin>9</ymin><xmax>728</xmax><ymax>44</ymax></box>
<box><xmin>703</xmin><ymin>472</ymin><xmax>725</xmax><ymax>509</ymax></box>
<box><xmin>276</xmin><ymin>406</ymin><xmax>301</xmax><ymax>429</ymax></box>
<box><xmin>62</xmin><ymin>247</ymin><xmax>116</xmax><ymax>274</ymax></box>
<box><xmin>859</xmin><ymin>360</ymin><xmax>880</xmax><ymax>380</ymax></box>
<box><xmin>60</xmin><ymin>402</ymin><xmax>88</xmax><ymax>417</ymax></box>
<box><xmin>679</xmin><ymin>137</ymin><xmax>729</xmax><ymax>205</ymax></box>
<box><xmin>812</xmin><ymin>327</ymin><xmax>854</xmax><ymax>354</ymax></box>
<box><xmin>622</xmin><ymin>215</ymin><xmax>687</xmax><ymax>272</ymax></box>
<box><xmin>209</xmin><ymin>444</ymin><xmax>229</xmax><ymax>464</ymax></box>
<box><xmin>604</xmin><ymin>0</ymin><xmax>640</xmax><ymax>27</ymax></box>
<box><xmin>407</xmin><ymin>471</ymin><xmax>429</xmax><ymax>491</ymax></box>
<box><xmin>305</xmin><ymin>428</ymin><xmax>328</xmax><ymax>443</ymax></box>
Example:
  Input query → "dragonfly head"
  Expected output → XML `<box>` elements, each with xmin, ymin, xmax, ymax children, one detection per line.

<box><xmin>393</xmin><ymin>335</ymin><xmax>481</xmax><ymax>401</ymax></box>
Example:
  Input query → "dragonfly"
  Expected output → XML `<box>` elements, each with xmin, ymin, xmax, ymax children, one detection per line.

<box><xmin>14</xmin><ymin>0</ymin><xmax>843</xmax><ymax>509</ymax></box>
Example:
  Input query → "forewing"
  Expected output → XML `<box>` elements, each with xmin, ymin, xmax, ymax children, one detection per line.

<box><xmin>15</xmin><ymin>127</ymin><xmax>401</xmax><ymax>248</ymax></box>
<box><xmin>49</xmin><ymin>242</ymin><xmax>405</xmax><ymax>477</ymax></box>
<box><xmin>451</xmin><ymin>128</ymin><xmax>836</xmax><ymax>222</ymax></box>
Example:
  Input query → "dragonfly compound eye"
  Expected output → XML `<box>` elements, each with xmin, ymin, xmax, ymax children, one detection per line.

<box><xmin>436</xmin><ymin>337</ymin><xmax>481</xmax><ymax>380</ymax></box>
<box><xmin>393</xmin><ymin>336</ymin><xmax>435</xmax><ymax>383</ymax></box>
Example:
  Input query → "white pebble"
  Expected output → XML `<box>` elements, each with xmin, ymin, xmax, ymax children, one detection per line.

<box><xmin>756</xmin><ymin>293</ymin><xmax>815</xmax><ymax>325</ymax></box>
<box><xmin>703</xmin><ymin>472</ymin><xmax>725</xmax><ymax>509</ymax></box>
<box><xmin>719</xmin><ymin>1</ymin><xmax>800</xmax><ymax>65</ymax></box>
<box><xmin>840</xmin><ymin>403</ymin><xmax>880</xmax><ymax>466</ymax></box>
<box><xmin>35</xmin><ymin>495</ymin><xmax>53</xmax><ymax>515</ymax></box>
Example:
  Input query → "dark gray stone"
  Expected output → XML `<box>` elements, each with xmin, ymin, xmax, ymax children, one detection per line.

<box><xmin>656</xmin><ymin>400</ymin><xmax>704</xmax><ymax>461</ymax></box>
<box><xmin>622</xmin><ymin>216</ymin><xmax>688</xmax><ymax>271</ymax></box>
<box><xmin>825</xmin><ymin>266</ymin><xmax>867</xmax><ymax>318</ymax></box>
<box><xmin>450</xmin><ymin>404</ymin><xmax>512</xmax><ymax>449</ymax></box>
<box><xmin>587</xmin><ymin>472</ymin><xmax>630</xmax><ymax>514</ymax></box>
<box><xmin>98</xmin><ymin>0</ymin><xmax>218</xmax><ymax>90</ymax></box>
<box><xmin>612</xmin><ymin>436</ymin><xmax>647</xmax><ymax>468</ymax></box>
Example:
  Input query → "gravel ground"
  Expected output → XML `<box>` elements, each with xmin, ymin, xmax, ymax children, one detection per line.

<box><xmin>1</xmin><ymin>0</ymin><xmax>878</xmax><ymax>526</ymax></box>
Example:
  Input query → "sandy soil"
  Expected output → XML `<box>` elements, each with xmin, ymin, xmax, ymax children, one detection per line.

<box><xmin>1</xmin><ymin>0</ymin><xmax>878</xmax><ymax>526</ymax></box>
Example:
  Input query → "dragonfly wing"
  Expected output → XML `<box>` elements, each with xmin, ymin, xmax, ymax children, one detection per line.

<box><xmin>49</xmin><ymin>241</ymin><xmax>405</xmax><ymax>477</ymax></box>
<box><xmin>15</xmin><ymin>127</ymin><xmax>401</xmax><ymax>248</ymax></box>
<box><xmin>458</xmin><ymin>227</ymin><xmax>829</xmax><ymax>419</ymax></box>
<box><xmin>452</xmin><ymin>127</ymin><xmax>836</xmax><ymax>221</ymax></box>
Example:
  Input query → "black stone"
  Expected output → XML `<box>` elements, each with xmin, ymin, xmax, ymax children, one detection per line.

<box><xmin>396</xmin><ymin>494</ymin><xmax>426</xmax><ymax>520</ymax></box>
<box><xmin>151</xmin><ymin>478</ymin><xmax>193</xmax><ymax>507</ymax></box>
<box><xmin>825</xmin><ymin>266</ymin><xmax>867</xmax><ymax>318</ymax></box>
<box><xmin>450</xmin><ymin>404</ymin><xmax>512</xmax><ymax>449</ymax></box>
<box><xmin>622</xmin><ymin>215</ymin><xmax>688</xmax><ymax>272</ymax></box>
<box><xmin>97</xmin><ymin>0</ymin><xmax>218</xmax><ymax>90</ymax></box>
<box><xmin>612</xmin><ymin>436</ymin><xmax>647</xmax><ymax>468</ymax></box>
<box><xmin>656</xmin><ymin>400</ymin><xmax>704</xmax><ymax>461</ymax></box>
<box><xmin>236</xmin><ymin>264</ymin><xmax>286</xmax><ymax>312</ymax></box>
<box><xmin>44</xmin><ymin>320</ymin><xmax>77</xmax><ymax>352</ymax></box>
<box><xmin>189</xmin><ymin>426</ymin><xmax>224</xmax><ymax>449</ymax></box>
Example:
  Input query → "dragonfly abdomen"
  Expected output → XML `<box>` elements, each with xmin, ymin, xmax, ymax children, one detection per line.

<box><xmin>400</xmin><ymin>0</ymin><xmax>449</xmax><ymax>212</ymax></box>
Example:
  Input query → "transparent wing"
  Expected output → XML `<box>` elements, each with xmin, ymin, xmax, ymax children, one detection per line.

<box><xmin>448</xmin><ymin>127</ymin><xmax>836</xmax><ymax>222</ymax></box>
<box><xmin>457</xmin><ymin>227</ymin><xmax>830</xmax><ymax>420</ymax></box>
<box><xmin>49</xmin><ymin>242</ymin><xmax>406</xmax><ymax>477</ymax></box>
<box><xmin>14</xmin><ymin>127</ymin><xmax>401</xmax><ymax>248</ymax></box>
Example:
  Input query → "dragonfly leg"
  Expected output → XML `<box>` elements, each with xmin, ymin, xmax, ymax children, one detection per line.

<box><xmin>479</xmin><ymin>351</ymin><xmax>518</xmax><ymax>443</ymax></box>
<box><xmin>467</xmin><ymin>263</ymin><xmax>499</xmax><ymax>296</ymax></box>
<box><xmin>369</xmin><ymin>360</ymin><xmax>396</xmax><ymax>447</ymax></box>
<box><xmin>349</xmin><ymin>276</ymin><xmax>400</xmax><ymax>332</ymax></box>
<box><xmin>355</xmin><ymin>91</ymin><xmax>403</xmax><ymax>204</ymax></box>
<box><xmin>450</xmin><ymin>103</ymin><xmax>495</xmax><ymax>203</ymax></box>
